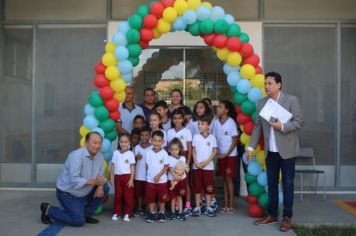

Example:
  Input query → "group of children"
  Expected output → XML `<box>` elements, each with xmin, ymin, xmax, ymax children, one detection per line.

<box><xmin>109</xmin><ymin>98</ymin><xmax>239</xmax><ymax>223</ymax></box>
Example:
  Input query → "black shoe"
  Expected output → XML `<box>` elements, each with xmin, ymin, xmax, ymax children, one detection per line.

<box><xmin>40</xmin><ymin>202</ymin><xmax>52</xmax><ymax>224</ymax></box>
<box><xmin>85</xmin><ymin>216</ymin><xmax>99</xmax><ymax>224</ymax></box>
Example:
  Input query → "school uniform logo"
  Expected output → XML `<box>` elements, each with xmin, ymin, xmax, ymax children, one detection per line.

<box><xmin>159</xmin><ymin>159</ymin><xmax>164</xmax><ymax>164</ymax></box>
<box><xmin>224</xmin><ymin>131</ymin><xmax>228</xmax><ymax>135</ymax></box>
<box><xmin>125</xmin><ymin>159</ymin><xmax>130</xmax><ymax>164</ymax></box>
<box><xmin>207</xmin><ymin>142</ymin><xmax>211</xmax><ymax>146</ymax></box>
<box><xmin>180</xmin><ymin>135</ymin><xmax>184</xmax><ymax>139</ymax></box>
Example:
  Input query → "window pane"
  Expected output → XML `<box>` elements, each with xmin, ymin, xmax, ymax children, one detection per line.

<box><xmin>264</xmin><ymin>24</ymin><xmax>337</xmax><ymax>165</ymax></box>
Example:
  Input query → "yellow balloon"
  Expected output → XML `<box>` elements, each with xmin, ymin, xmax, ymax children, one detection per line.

<box><xmin>103</xmin><ymin>160</ymin><xmax>108</xmax><ymax>172</ymax></box>
<box><xmin>217</xmin><ymin>47</ymin><xmax>230</xmax><ymax>61</ymax></box>
<box><xmin>79</xmin><ymin>125</ymin><xmax>91</xmax><ymax>137</ymax></box>
<box><xmin>240</xmin><ymin>133</ymin><xmax>251</xmax><ymax>145</ymax></box>
<box><xmin>157</xmin><ymin>19</ymin><xmax>171</xmax><ymax>34</ymax></box>
<box><xmin>102</xmin><ymin>53</ymin><xmax>117</xmax><ymax>67</ymax></box>
<box><xmin>163</xmin><ymin>7</ymin><xmax>177</xmax><ymax>23</ymax></box>
<box><xmin>252</xmin><ymin>145</ymin><xmax>261</xmax><ymax>156</ymax></box>
<box><xmin>153</xmin><ymin>28</ymin><xmax>161</xmax><ymax>39</ymax></box>
<box><xmin>279</xmin><ymin>170</ymin><xmax>282</xmax><ymax>181</ymax></box>
<box><xmin>256</xmin><ymin>151</ymin><xmax>265</xmax><ymax>165</ymax></box>
<box><xmin>174</xmin><ymin>0</ymin><xmax>188</xmax><ymax>15</ymax></box>
<box><xmin>240</xmin><ymin>64</ymin><xmax>256</xmax><ymax>80</ymax></box>
<box><xmin>212</xmin><ymin>46</ymin><xmax>217</xmax><ymax>52</ymax></box>
<box><xmin>201</xmin><ymin>1</ymin><xmax>212</xmax><ymax>8</ymax></box>
<box><xmin>80</xmin><ymin>137</ymin><xmax>85</xmax><ymax>147</ymax></box>
<box><xmin>110</xmin><ymin>79</ymin><xmax>126</xmax><ymax>93</ymax></box>
<box><xmin>251</xmin><ymin>74</ymin><xmax>265</xmax><ymax>89</ymax></box>
<box><xmin>105</xmin><ymin>66</ymin><xmax>120</xmax><ymax>81</ymax></box>
<box><xmin>114</xmin><ymin>91</ymin><xmax>126</xmax><ymax>103</ymax></box>
<box><xmin>227</xmin><ymin>52</ymin><xmax>242</xmax><ymax>67</ymax></box>
<box><xmin>262</xmin><ymin>164</ymin><xmax>266</xmax><ymax>171</ymax></box>
<box><xmin>240</xmin><ymin>125</ymin><xmax>244</xmax><ymax>132</ymax></box>
<box><xmin>187</xmin><ymin>0</ymin><xmax>202</xmax><ymax>10</ymax></box>
<box><xmin>105</xmin><ymin>42</ymin><xmax>116</xmax><ymax>53</ymax></box>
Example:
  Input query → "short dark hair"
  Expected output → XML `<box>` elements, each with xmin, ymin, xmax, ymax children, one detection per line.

<box><xmin>198</xmin><ymin>114</ymin><xmax>213</xmax><ymax>125</ymax></box>
<box><xmin>154</xmin><ymin>100</ymin><xmax>168</xmax><ymax>110</ymax></box>
<box><xmin>140</xmin><ymin>126</ymin><xmax>151</xmax><ymax>134</ymax></box>
<box><xmin>151</xmin><ymin>130</ymin><xmax>164</xmax><ymax>139</ymax></box>
<box><xmin>144</xmin><ymin>87</ymin><xmax>156</xmax><ymax>96</ymax></box>
<box><xmin>134</xmin><ymin>115</ymin><xmax>145</xmax><ymax>122</ymax></box>
<box><xmin>85</xmin><ymin>131</ymin><xmax>103</xmax><ymax>142</ymax></box>
<box><xmin>131</xmin><ymin>128</ymin><xmax>141</xmax><ymax>136</ymax></box>
<box><xmin>183</xmin><ymin>106</ymin><xmax>193</xmax><ymax>116</ymax></box>
<box><xmin>265</xmin><ymin>72</ymin><xmax>282</xmax><ymax>89</ymax></box>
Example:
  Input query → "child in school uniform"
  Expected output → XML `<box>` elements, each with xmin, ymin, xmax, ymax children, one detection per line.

<box><xmin>154</xmin><ymin>100</ymin><xmax>171</xmax><ymax>133</ymax></box>
<box><xmin>149</xmin><ymin>111</ymin><xmax>167</xmax><ymax>148</ymax></box>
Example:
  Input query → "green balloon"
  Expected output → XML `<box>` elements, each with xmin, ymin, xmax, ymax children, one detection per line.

<box><xmin>105</xmin><ymin>130</ymin><xmax>118</xmax><ymax>141</ymax></box>
<box><xmin>188</xmin><ymin>21</ymin><xmax>201</xmax><ymax>36</ymax></box>
<box><xmin>200</xmin><ymin>19</ymin><xmax>214</xmax><ymax>34</ymax></box>
<box><xmin>241</xmin><ymin>100</ymin><xmax>256</xmax><ymax>115</ymax></box>
<box><xmin>240</xmin><ymin>32</ymin><xmax>250</xmax><ymax>43</ymax></box>
<box><xmin>214</xmin><ymin>19</ymin><xmax>229</xmax><ymax>34</ymax></box>
<box><xmin>248</xmin><ymin>182</ymin><xmax>265</xmax><ymax>197</ymax></box>
<box><xmin>126</xmin><ymin>29</ymin><xmax>140</xmax><ymax>44</ymax></box>
<box><xmin>245</xmin><ymin>173</ymin><xmax>257</xmax><ymax>184</ymax></box>
<box><xmin>128</xmin><ymin>14</ymin><xmax>143</xmax><ymax>30</ymax></box>
<box><xmin>233</xmin><ymin>92</ymin><xmax>247</xmax><ymax>105</ymax></box>
<box><xmin>94</xmin><ymin>106</ymin><xmax>109</xmax><ymax>122</ymax></box>
<box><xmin>127</xmin><ymin>44</ymin><xmax>142</xmax><ymax>58</ymax></box>
<box><xmin>128</xmin><ymin>57</ymin><xmax>140</xmax><ymax>67</ymax></box>
<box><xmin>251</xmin><ymin>111</ymin><xmax>257</xmax><ymax>122</ymax></box>
<box><xmin>100</xmin><ymin>119</ymin><xmax>116</xmax><ymax>133</ymax></box>
<box><xmin>136</xmin><ymin>4</ymin><xmax>149</xmax><ymax>17</ymax></box>
<box><xmin>258</xmin><ymin>193</ymin><xmax>269</xmax><ymax>208</ymax></box>
<box><xmin>227</xmin><ymin>23</ymin><xmax>241</xmax><ymax>37</ymax></box>
<box><xmin>230</xmin><ymin>85</ymin><xmax>237</xmax><ymax>93</ymax></box>
<box><xmin>88</xmin><ymin>92</ymin><xmax>104</xmax><ymax>107</ymax></box>
<box><xmin>94</xmin><ymin>204</ymin><xmax>103</xmax><ymax>215</ymax></box>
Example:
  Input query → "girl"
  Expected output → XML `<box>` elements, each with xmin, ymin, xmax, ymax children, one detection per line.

<box><xmin>192</xmin><ymin>100</ymin><xmax>213</xmax><ymax>136</ymax></box>
<box><xmin>149</xmin><ymin>111</ymin><xmax>167</xmax><ymax>148</ymax></box>
<box><xmin>213</xmin><ymin>100</ymin><xmax>239</xmax><ymax>214</ymax></box>
<box><xmin>111</xmin><ymin>134</ymin><xmax>136</xmax><ymax>222</ymax></box>
<box><xmin>167</xmin><ymin>138</ymin><xmax>189</xmax><ymax>221</ymax></box>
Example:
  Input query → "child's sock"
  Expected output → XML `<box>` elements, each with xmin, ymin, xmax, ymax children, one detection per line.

<box><xmin>185</xmin><ymin>201</ymin><xmax>191</xmax><ymax>209</ymax></box>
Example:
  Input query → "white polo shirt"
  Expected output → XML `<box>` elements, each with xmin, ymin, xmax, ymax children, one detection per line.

<box><xmin>186</xmin><ymin>119</ymin><xmax>195</xmax><ymax>136</ymax></box>
<box><xmin>191</xmin><ymin>120</ymin><xmax>214</xmax><ymax>136</ymax></box>
<box><xmin>162</xmin><ymin>118</ymin><xmax>171</xmax><ymax>133</ymax></box>
<box><xmin>192</xmin><ymin>133</ymin><xmax>218</xmax><ymax>170</ymax></box>
<box><xmin>118</xmin><ymin>103</ymin><xmax>145</xmax><ymax>134</ymax></box>
<box><xmin>111</xmin><ymin>150</ymin><xmax>136</xmax><ymax>175</ymax></box>
<box><xmin>212</xmin><ymin>117</ymin><xmax>239</xmax><ymax>158</ymax></box>
<box><xmin>168</xmin><ymin>155</ymin><xmax>187</xmax><ymax>181</ymax></box>
<box><xmin>167</xmin><ymin>127</ymin><xmax>192</xmax><ymax>151</ymax></box>
<box><xmin>145</xmin><ymin>148</ymin><xmax>169</xmax><ymax>184</ymax></box>
<box><xmin>133</xmin><ymin>144</ymin><xmax>152</xmax><ymax>181</ymax></box>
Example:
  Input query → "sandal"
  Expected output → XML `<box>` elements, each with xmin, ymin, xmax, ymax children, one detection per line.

<box><xmin>221</xmin><ymin>207</ymin><xmax>229</xmax><ymax>213</ymax></box>
<box><xmin>226</xmin><ymin>208</ymin><xmax>236</xmax><ymax>214</ymax></box>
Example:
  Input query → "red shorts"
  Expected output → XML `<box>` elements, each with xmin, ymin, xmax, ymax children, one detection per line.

<box><xmin>218</xmin><ymin>156</ymin><xmax>237</xmax><ymax>177</ymax></box>
<box><xmin>145</xmin><ymin>182</ymin><xmax>169</xmax><ymax>204</ymax></box>
<box><xmin>192</xmin><ymin>169</ymin><xmax>215</xmax><ymax>195</ymax></box>
<box><xmin>134</xmin><ymin>180</ymin><xmax>146</xmax><ymax>198</ymax></box>
<box><xmin>168</xmin><ymin>178</ymin><xmax>188</xmax><ymax>199</ymax></box>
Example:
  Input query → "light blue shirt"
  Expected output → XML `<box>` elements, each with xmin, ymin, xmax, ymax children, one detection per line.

<box><xmin>56</xmin><ymin>147</ymin><xmax>104</xmax><ymax>198</ymax></box>
<box><xmin>118</xmin><ymin>103</ymin><xmax>145</xmax><ymax>133</ymax></box>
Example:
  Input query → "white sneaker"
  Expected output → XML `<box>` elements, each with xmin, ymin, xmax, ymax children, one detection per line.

<box><xmin>112</xmin><ymin>214</ymin><xmax>119</xmax><ymax>221</ymax></box>
<box><xmin>123</xmin><ymin>214</ymin><xmax>130</xmax><ymax>222</ymax></box>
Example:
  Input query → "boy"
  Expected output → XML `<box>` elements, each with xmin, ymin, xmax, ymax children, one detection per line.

<box><xmin>154</xmin><ymin>100</ymin><xmax>171</xmax><ymax>132</ymax></box>
<box><xmin>131</xmin><ymin>128</ymin><xmax>141</xmax><ymax>150</ymax></box>
<box><xmin>133</xmin><ymin>115</ymin><xmax>146</xmax><ymax>130</ymax></box>
<box><xmin>192</xmin><ymin>115</ymin><xmax>218</xmax><ymax>217</ymax></box>
<box><xmin>145</xmin><ymin>130</ymin><xmax>170</xmax><ymax>223</ymax></box>
<box><xmin>133</xmin><ymin>127</ymin><xmax>152</xmax><ymax>216</ymax></box>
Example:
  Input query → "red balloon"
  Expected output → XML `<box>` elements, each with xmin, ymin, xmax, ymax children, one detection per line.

<box><xmin>243</xmin><ymin>54</ymin><xmax>260</xmax><ymax>67</ymax></box>
<box><xmin>143</xmin><ymin>14</ymin><xmax>158</xmax><ymax>29</ymax></box>
<box><xmin>235</xmin><ymin>105</ymin><xmax>241</xmax><ymax>113</ymax></box>
<box><xmin>239</xmin><ymin>43</ymin><xmax>254</xmax><ymax>58</ymax></box>
<box><xmin>258</xmin><ymin>136</ymin><xmax>265</xmax><ymax>150</ymax></box>
<box><xmin>237</xmin><ymin>112</ymin><xmax>251</xmax><ymax>125</ymax></box>
<box><xmin>100</xmin><ymin>86</ymin><xmax>114</xmax><ymax>100</ymax></box>
<box><xmin>248</xmin><ymin>203</ymin><xmax>265</xmax><ymax>218</ymax></box>
<box><xmin>94</xmin><ymin>62</ymin><xmax>106</xmax><ymax>74</ymax></box>
<box><xmin>213</xmin><ymin>34</ymin><xmax>228</xmax><ymax>48</ymax></box>
<box><xmin>109</xmin><ymin>110</ymin><xmax>120</xmax><ymax>121</ymax></box>
<box><xmin>104</xmin><ymin>99</ymin><xmax>119</xmax><ymax>112</ymax></box>
<box><xmin>93</xmin><ymin>74</ymin><xmax>110</xmax><ymax>88</ymax></box>
<box><xmin>162</xmin><ymin>0</ymin><xmax>174</xmax><ymax>7</ymax></box>
<box><xmin>255</xmin><ymin>65</ymin><xmax>263</xmax><ymax>74</ymax></box>
<box><xmin>139</xmin><ymin>40</ymin><xmax>149</xmax><ymax>49</ymax></box>
<box><xmin>150</xmin><ymin>2</ymin><xmax>165</xmax><ymax>19</ymax></box>
<box><xmin>226</xmin><ymin>37</ymin><xmax>242</xmax><ymax>52</ymax></box>
<box><xmin>140</xmin><ymin>28</ymin><xmax>154</xmax><ymax>42</ymax></box>
<box><xmin>203</xmin><ymin>33</ymin><xmax>216</xmax><ymax>46</ymax></box>
<box><xmin>243</xmin><ymin>121</ymin><xmax>255</xmax><ymax>135</ymax></box>
<box><xmin>246</xmin><ymin>194</ymin><xmax>258</xmax><ymax>204</ymax></box>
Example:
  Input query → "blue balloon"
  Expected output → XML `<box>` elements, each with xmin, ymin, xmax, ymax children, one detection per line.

<box><xmin>115</xmin><ymin>46</ymin><xmax>129</xmax><ymax>61</ymax></box>
<box><xmin>242</xmin><ymin>152</ymin><xmax>256</xmax><ymax>165</ymax></box>
<box><xmin>227</xmin><ymin>71</ymin><xmax>241</xmax><ymax>86</ymax></box>
<box><xmin>91</xmin><ymin>127</ymin><xmax>105</xmax><ymax>138</ymax></box>
<box><xmin>223</xmin><ymin>63</ymin><xmax>240</xmax><ymax>75</ymax></box>
<box><xmin>210</xmin><ymin>6</ymin><xmax>225</xmax><ymax>22</ymax></box>
<box><xmin>257</xmin><ymin>172</ymin><xmax>268</xmax><ymax>187</ymax></box>
<box><xmin>224</xmin><ymin>14</ymin><xmax>235</xmax><ymax>25</ymax></box>
<box><xmin>172</xmin><ymin>17</ymin><xmax>186</xmax><ymax>31</ymax></box>
<box><xmin>103</xmin><ymin>150</ymin><xmax>113</xmax><ymax>162</ymax></box>
<box><xmin>182</xmin><ymin>10</ymin><xmax>197</xmax><ymax>25</ymax></box>
<box><xmin>84</xmin><ymin>103</ymin><xmax>95</xmax><ymax>116</ymax></box>
<box><xmin>196</xmin><ymin>6</ymin><xmax>210</xmax><ymax>20</ymax></box>
<box><xmin>112</xmin><ymin>32</ymin><xmax>127</xmax><ymax>46</ymax></box>
<box><xmin>83</xmin><ymin>115</ymin><xmax>99</xmax><ymax>129</ymax></box>
<box><xmin>117</xmin><ymin>21</ymin><xmax>130</xmax><ymax>33</ymax></box>
<box><xmin>118</xmin><ymin>60</ymin><xmax>133</xmax><ymax>75</ymax></box>
<box><xmin>247</xmin><ymin>161</ymin><xmax>263</xmax><ymax>176</ymax></box>
<box><xmin>248</xmin><ymin>88</ymin><xmax>263</xmax><ymax>102</ymax></box>
<box><xmin>101</xmin><ymin>138</ymin><xmax>112</xmax><ymax>153</ymax></box>
<box><xmin>122</xmin><ymin>72</ymin><xmax>132</xmax><ymax>84</ymax></box>
<box><xmin>236</xmin><ymin>79</ymin><xmax>252</xmax><ymax>94</ymax></box>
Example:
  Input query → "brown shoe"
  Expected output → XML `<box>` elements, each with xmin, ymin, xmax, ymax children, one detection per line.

<box><xmin>280</xmin><ymin>217</ymin><xmax>292</xmax><ymax>231</ymax></box>
<box><xmin>254</xmin><ymin>216</ymin><xmax>278</xmax><ymax>225</ymax></box>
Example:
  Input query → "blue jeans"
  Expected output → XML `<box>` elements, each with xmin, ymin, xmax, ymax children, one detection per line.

<box><xmin>47</xmin><ymin>184</ymin><xmax>109</xmax><ymax>226</ymax></box>
<box><xmin>266</xmin><ymin>152</ymin><xmax>295</xmax><ymax>218</ymax></box>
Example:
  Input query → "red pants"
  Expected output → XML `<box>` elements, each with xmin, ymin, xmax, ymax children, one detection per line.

<box><xmin>114</xmin><ymin>174</ymin><xmax>134</xmax><ymax>215</ymax></box>
<box><xmin>134</xmin><ymin>180</ymin><xmax>146</xmax><ymax>198</ymax></box>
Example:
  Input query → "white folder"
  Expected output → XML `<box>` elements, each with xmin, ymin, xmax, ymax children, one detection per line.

<box><xmin>259</xmin><ymin>99</ymin><xmax>293</xmax><ymax>123</ymax></box>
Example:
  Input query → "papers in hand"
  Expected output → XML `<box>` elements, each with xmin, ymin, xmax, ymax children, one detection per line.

<box><xmin>259</xmin><ymin>99</ymin><xmax>293</xmax><ymax>123</ymax></box>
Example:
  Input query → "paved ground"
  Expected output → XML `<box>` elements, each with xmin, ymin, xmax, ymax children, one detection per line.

<box><xmin>0</xmin><ymin>190</ymin><xmax>354</xmax><ymax>236</ymax></box>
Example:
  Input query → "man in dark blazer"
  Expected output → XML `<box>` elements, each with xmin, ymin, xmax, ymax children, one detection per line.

<box><xmin>247</xmin><ymin>72</ymin><xmax>304</xmax><ymax>232</ymax></box>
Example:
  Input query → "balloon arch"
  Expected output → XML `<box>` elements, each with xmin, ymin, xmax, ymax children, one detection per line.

<box><xmin>79</xmin><ymin>0</ymin><xmax>283</xmax><ymax>217</ymax></box>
